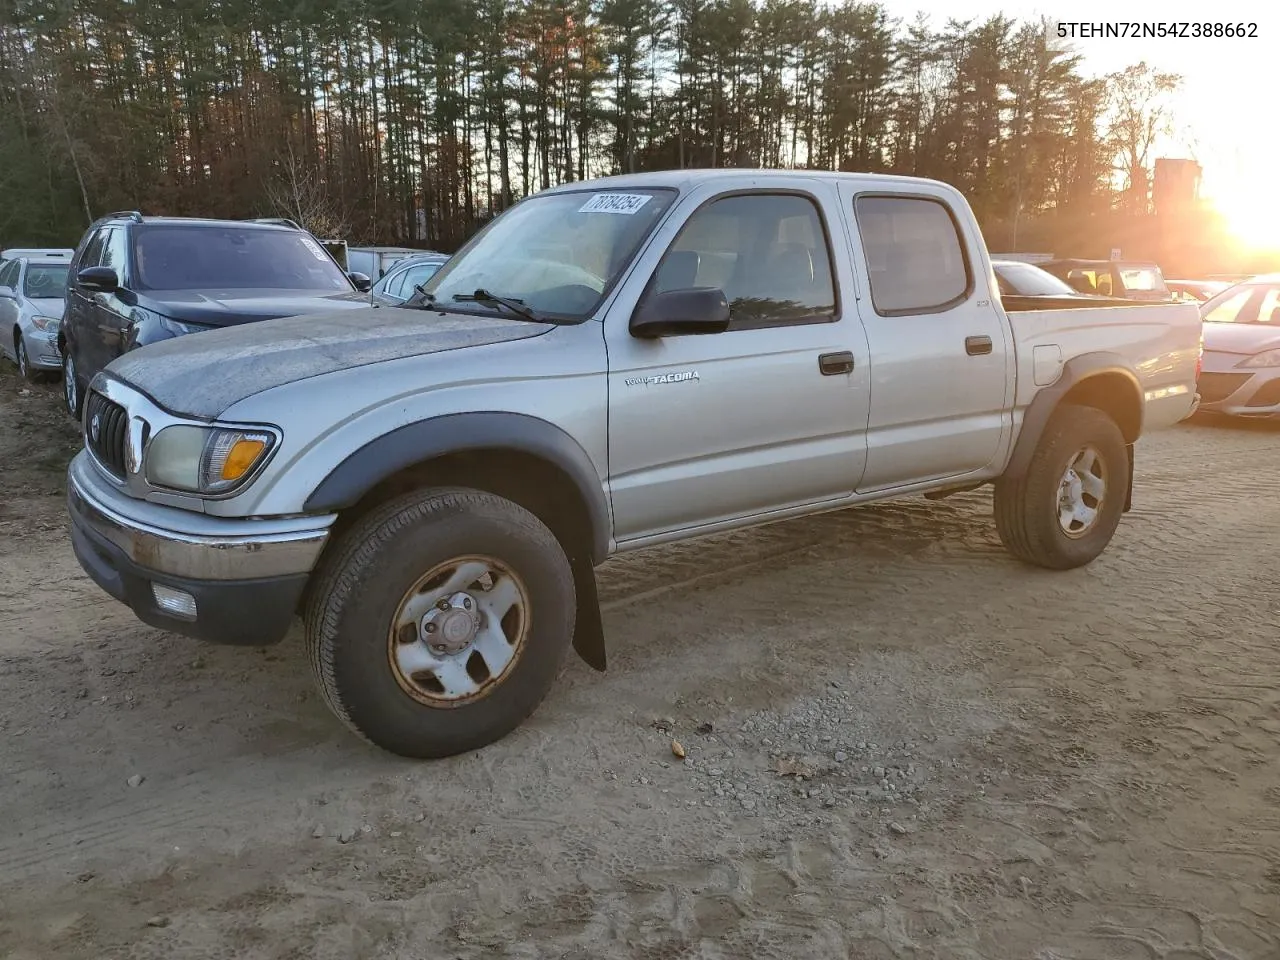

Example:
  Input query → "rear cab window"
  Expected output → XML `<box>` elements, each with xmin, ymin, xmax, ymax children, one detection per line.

<box><xmin>1118</xmin><ymin>266</ymin><xmax>1167</xmax><ymax>295</ymax></box>
<box><xmin>853</xmin><ymin>194</ymin><xmax>971</xmax><ymax>315</ymax></box>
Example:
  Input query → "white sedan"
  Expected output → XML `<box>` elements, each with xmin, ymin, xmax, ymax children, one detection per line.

<box><xmin>1197</xmin><ymin>274</ymin><xmax>1280</xmax><ymax>417</ymax></box>
<box><xmin>0</xmin><ymin>256</ymin><xmax>69</xmax><ymax>382</ymax></box>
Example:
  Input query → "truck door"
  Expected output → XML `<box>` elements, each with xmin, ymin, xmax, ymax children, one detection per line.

<box><xmin>605</xmin><ymin>181</ymin><xmax>872</xmax><ymax>543</ymax></box>
<box><xmin>837</xmin><ymin>186</ymin><xmax>1014</xmax><ymax>492</ymax></box>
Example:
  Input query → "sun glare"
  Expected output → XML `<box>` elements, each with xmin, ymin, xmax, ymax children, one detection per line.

<box><xmin>1211</xmin><ymin>186</ymin><xmax>1280</xmax><ymax>252</ymax></box>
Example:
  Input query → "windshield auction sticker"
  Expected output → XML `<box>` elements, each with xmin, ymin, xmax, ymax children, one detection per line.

<box><xmin>579</xmin><ymin>193</ymin><xmax>652</xmax><ymax>215</ymax></box>
<box><xmin>299</xmin><ymin>236</ymin><xmax>330</xmax><ymax>261</ymax></box>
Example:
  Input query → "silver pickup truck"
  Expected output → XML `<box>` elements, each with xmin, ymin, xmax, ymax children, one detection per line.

<box><xmin>66</xmin><ymin>170</ymin><xmax>1202</xmax><ymax>758</ymax></box>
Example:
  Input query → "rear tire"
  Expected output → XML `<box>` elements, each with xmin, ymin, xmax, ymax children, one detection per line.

<box><xmin>994</xmin><ymin>403</ymin><xmax>1128</xmax><ymax>570</ymax></box>
<box><xmin>305</xmin><ymin>487</ymin><xmax>576</xmax><ymax>759</ymax></box>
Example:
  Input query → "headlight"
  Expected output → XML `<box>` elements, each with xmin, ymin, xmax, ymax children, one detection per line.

<box><xmin>30</xmin><ymin>315</ymin><xmax>60</xmax><ymax>331</ymax></box>
<box><xmin>1236</xmin><ymin>349</ymin><xmax>1280</xmax><ymax>368</ymax></box>
<box><xmin>158</xmin><ymin>315</ymin><xmax>210</xmax><ymax>338</ymax></box>
<box><xmin>146</xmin><ymin>425</ymin><xmax>276</xmax><ymax>494</ymax></box>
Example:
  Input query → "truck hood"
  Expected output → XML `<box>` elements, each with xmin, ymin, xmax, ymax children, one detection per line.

<box><xmin>104</xmin><ymin>306</ymin><xmax>555</xmax><ymax>419</ymax></box>
<box><xmin>1202</xmin><ymin>321</ymin><xmax>1280</xmax><ymax>356</ymax></box>
<box><xmin>135</xmin><ymin>288</ymin><xmax>369</xmax><ymax>328</ymax></box>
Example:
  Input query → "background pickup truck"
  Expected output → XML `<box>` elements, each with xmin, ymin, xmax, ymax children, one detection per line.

<box><xmin>65</xmin><ymin>170</ymin><xmax>1202</xmax><ymax>759</ymax></box>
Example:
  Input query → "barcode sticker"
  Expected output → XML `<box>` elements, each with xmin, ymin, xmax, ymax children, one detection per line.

<box><xmin>578</xmin><ymin>193</ymin><xmax>652</xmax><ymax>215</ymax></box>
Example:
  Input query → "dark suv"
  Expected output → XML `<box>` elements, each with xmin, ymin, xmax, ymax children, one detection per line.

<box><xmin>59</xmin><ymin>212</ymin><xmax>372</xmax><ymax>418</ymax></box>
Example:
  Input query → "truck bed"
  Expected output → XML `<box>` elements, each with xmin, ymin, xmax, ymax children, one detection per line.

<box><xmin>1003</xmin><ymin>296</ymin><xmax>1202</xmax><ymax>430</ymax></box>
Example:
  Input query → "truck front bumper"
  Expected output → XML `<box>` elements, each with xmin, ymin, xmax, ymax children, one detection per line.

<box><xmin>67</xmin><ymin>452</ymin><xmax>336</xmax><ymax>646</ymax></box>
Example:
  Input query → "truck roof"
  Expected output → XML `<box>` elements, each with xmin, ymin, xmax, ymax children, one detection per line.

<box><xmin>538</xmin><ymin>168</ymin><xmax>961</xmax><ymax>194</ymax></box>
<box><xmin>1042</xmin><ymin>258</ymin><xmax>1161</xmax><ymax>269</ymax></box>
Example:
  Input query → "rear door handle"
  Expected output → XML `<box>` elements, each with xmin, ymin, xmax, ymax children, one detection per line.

<box><xmin>819</xmin><ymin>351</ymin><xmax>854</xmax><ymax>375</ymax></box>
<box><xmin>965</xmin><ymin>335</ymin><xmax>993</xmax><ymax>356</ymax></box>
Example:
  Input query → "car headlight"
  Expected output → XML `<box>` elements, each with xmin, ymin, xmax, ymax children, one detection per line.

<box><xmin>30</xmin><ymin>315</ymin><xmax>60</xmax><ymax>331</ymax></box>
<box><xmin>145</xmin><ymin>425</ymin><xmax>276</xmax><ymax>494</ymax></box>
<box><xmin>158</xmin><ymin>315</ymin><xmax>210</xmax><ymax>338</ymax></box>
<box><xmin>1236</xmin><ymin>349</ymin><xmax>1280</xmax><ymax>368</ymax></box>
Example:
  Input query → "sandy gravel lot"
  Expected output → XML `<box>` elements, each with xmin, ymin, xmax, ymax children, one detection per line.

<box><xmin>1</xmin><ymin>362</ymin><xmax>1278</xmax><ymax>960</ymax></box>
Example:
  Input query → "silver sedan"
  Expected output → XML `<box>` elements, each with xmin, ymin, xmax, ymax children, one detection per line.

<box><xmin>0</xmin><ymin>256</ymin><xmax>69</xmax><ymax>382</ymax></box>
<box><xmin>1197</xmin><ymin>273</ymin><xmax>1280</xmax><ymax>417</ymax></box>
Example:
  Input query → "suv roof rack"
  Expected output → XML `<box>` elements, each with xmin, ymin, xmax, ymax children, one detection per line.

<box><xmin>102</xmin><ymin>210</ymin><xmax>144</xmax><ymax>223</ymax></box>
<box><xmin>247</xmin><ymin>217</ymin><xmax>302</xmax><ymax>230</ymax></box>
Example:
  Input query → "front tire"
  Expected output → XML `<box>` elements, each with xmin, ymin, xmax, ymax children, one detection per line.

<box><xmin>994</xmin><ymin>403</ymin><xmax>1128</xmax><ymax>570</ymax></box>
<box><xmin>305</xmin><ymin>487</ymin><xmax>576</xmax><ymax>759</ymax></box>
<box><xmin>63</xmin><ymin>347</ymin><xmax>84</xmax><ymax>420</ymax></box>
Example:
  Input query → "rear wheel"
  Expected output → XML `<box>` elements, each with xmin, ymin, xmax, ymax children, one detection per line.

<box><xmin>994</xmin><ymin>403</ymin><xmax>1128</xmax><ymax>570</ymax></box>
<box><xmin>305</xmin><ymin>487</ymin><xmax>576</xmax><ymax>758</ymax></box>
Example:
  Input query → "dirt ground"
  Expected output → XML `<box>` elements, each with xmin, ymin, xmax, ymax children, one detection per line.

<box><xmin>1</xmin><ymin>360</ymin><xmax>1279</xmax><ymax>960</ymax></box>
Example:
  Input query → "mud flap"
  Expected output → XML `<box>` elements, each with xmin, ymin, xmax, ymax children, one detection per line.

<box><xmin>1124</xmin><ymin>443</ymin><xmax>1134</xmax><ymax>513</ymax></box>
<box><xmin>570</xmin><ymin>557</ymin><xmax>607</xmax><ymax>671</ymax></box>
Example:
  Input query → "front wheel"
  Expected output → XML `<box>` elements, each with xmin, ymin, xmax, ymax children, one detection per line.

<box><xmin>994</xmin><ymin>403</ymin><xmax>1128</xmax><ymax>570</ymax></box>
<box><xmin>63</xmin><ymin>347</ymin><xmax>84</xmax><ymax>420</ymax></box>
<box><xmin>305</xmin><ymin>487</ymin><xmax>576</xmax><ymax>758</ymax></box>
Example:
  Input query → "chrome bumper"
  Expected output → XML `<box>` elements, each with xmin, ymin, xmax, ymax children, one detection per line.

<box><xmin>67</xmin><ymin>451</ymin><xmax>334</xmax><ymax>581</ymax></box>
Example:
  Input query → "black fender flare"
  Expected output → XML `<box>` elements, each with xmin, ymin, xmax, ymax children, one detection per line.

<box><xmin>304</xmin><ymin>411</ymin><xmax>612</xmax><ymax>562</ymax></box>
<box><xmin>1004</xmin><ymin>351</ymin><xmax>1143</xmax><ymax>504</ymax></box>
<box><xmin>302</xmin><ymin>412</ymin><xmax>613</xmax><ymax>671</ymax></box>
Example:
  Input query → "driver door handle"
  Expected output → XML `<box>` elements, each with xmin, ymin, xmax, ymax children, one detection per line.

<box><xmin>818</xmin><ymin>351</ymin><xmax>854</xmax><ymax>376</ymax></box>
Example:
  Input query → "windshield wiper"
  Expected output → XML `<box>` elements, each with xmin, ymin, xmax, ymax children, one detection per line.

<box><xmin>400</xmin><ymin>285</ymin><xmax>438</xmax><ymax>309</ymax></box>
<box><xmin>453</xmin><ymin>288</ymin><xmax>545</xmax><ymax>324</ymax></box>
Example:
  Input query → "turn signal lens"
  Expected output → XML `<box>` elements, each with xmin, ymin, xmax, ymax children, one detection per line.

<box><xmin>220</xmin><ymin>438</ymin><xmax>267</xmax><ymax>481</ymax></box>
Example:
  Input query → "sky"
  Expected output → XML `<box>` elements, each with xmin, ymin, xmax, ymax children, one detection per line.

<box><xmin>879</xmin><ymin>0</ymin><xmax>1279</xmax><ymax>238</ymax></box>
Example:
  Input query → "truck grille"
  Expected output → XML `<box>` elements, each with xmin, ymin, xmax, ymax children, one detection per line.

<box><xmin>84</xmin><ymin>391</ymin><xmax>129</xmax><ymax>478</ymax></box>
<box><xmin>1197</xmin><ymin>372</ymin><xmax>1251</xmax><ymax>404</ymax></box>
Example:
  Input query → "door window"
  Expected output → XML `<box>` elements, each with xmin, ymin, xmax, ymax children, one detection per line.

<box><xmin>854</xmin><ymin>195</ymin><xmax>970</xmax><ymax>315</ymax></box>
<box><xmin>390</xmin><ymin>262</ymin><xmax>443</xmax><ymax>299</ymax></box>
<box><xmin>100</xmin><ymin>227</ymin><xmax>130</xmax><ymax>281</ymax></box>
<box><xmin>0</xmin><ymin>260</ymin><xmax>18</xmax><ymax>289</ymax></box>
<box><xmin>649</xmin><ymin>192</ymin><xmax>837</xmax><ymax>330</ymax></box>
<box><xmin>78</xmin><ymin>228</ymin><xmax>109</xmax><ymax>273</ymax></box>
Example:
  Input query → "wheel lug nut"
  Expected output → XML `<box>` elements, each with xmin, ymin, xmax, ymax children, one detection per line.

<box><xmin>463</xmin><ymin>598</ymin><xmax>472</xmax><ymax>610</ymax></box>
<box><xmin>424</xmin><ymin>623</ymin><xmax>436</xmax><ymax>633</ymax></box>
<box><xmin>437</xmin><ymin>599</ymin><xmax>450</xmax><ymax>610</ymax></box>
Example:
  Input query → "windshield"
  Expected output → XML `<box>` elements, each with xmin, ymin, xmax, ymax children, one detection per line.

<box><xmin>994</xmin><ymin>262</ymin><xmax>1076</xmax><ymax>297</ymax></box>
<box><xmin>1200</xmin><ymin>283</ymin><xmax>1280</xmax><ymax>324</ymax></box>
<box><xmin>23</xmin><ymin>264</ymin><xmax>68</xmax><ymax>298</ymax></box>
<box><xmin>423</xmin><ymin>188</ymin><xmax>677</xmax><ymax>318</ymax></box>
<box><xmin>133</xmin><ymin>225</ymin><xmax>354</xmax><ymax>292</ymax></box>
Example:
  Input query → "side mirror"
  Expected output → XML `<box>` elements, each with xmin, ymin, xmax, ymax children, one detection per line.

<box><xmin>348</xmin><ymin>271</ymin><xmax>372</xmax><ymax>292</ymax></box>
<box><xmin>0</xmin><ymin>285</ymin><xmax>14</xmax><ymax>299</ymax></box>
<box><xmin>77</xmin><ymin>266</ymin><xmax>119</xmax><ymax>294</ymax></box>
<box><xmin>630</xmin><ymin>287</ymin><xmax>731</xmax><ymax>339</ymax></box>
